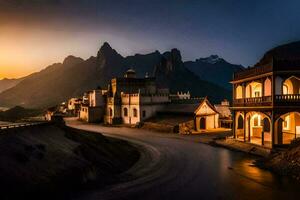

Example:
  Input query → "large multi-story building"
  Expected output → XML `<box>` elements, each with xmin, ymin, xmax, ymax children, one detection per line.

<box><xmin>231</xmin><ymin>59</ymin><xmax>300</xmax><ymax>148</ymax></box>
<box><xmin>104</xmin><ymin>69</ymin><xmax>170</xmax><ymax>125</ymax></box>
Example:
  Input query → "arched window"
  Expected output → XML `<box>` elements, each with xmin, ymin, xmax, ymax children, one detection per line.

<box><xmin>109</xmin><ymin>108</ymin><xmax>113</xmax><ymax>116</ymax></box>
<box><xmin>283</xmin><ymin>84</ymin><xmax>289</xmax><ymax>95</ymax></box>
<box><xmin>253</xmin><ymin>83</ymin><xmax>262</xmax><ymax>97</ymax></box>
<box><xmin>123</xmin><ymin>108</ymin><xmax>128</xmax><ymax>117</ymax></box>
<box><xmin>237</xmin><ymin>115</ymin><xmax>244</xmax><ymax>129</ymax></box>
<box><xmin>245</xmin><ymin>84</ymin><xmax>252</xmax><ymax>98</ymax></box>
<box><xmin>264</xmin><ymin>78</ymin><xmax>271</xmax><ymax>96</ymax></box>
<box><xmin>236</xmin><ymin>85</ymin><xmax>243</xmax><ymax>99</ymax></box>
<box><xmin>246</xmin><ymin>82</ymin><xmax>262</xmax><ymax>98</ymax></box>
<box><xmin>133</xmin><ymin>108</ymin><xmax>138</xmax><ymax>117</ymax></box>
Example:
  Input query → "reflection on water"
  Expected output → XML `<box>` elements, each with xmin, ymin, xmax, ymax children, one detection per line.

<box><xmin>216</xmin><ymin>149</ymin><xmax>300</xmax><ymax>199</ymax></box>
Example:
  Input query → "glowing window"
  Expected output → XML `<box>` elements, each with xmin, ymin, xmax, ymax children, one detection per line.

<box><xmin>236</xmin><ymin>85</ymin><xmax>243</xmax><ymax>99</ymax></box>
<box><xmin>253</xmin><ymin>114</ymin><xmax>261</xmax><ymax>127</ymax></box>
<box><xmin>283</xmin><ymin>84</ymin><xmax>288</xmax><ymax>95</ymax></box>
<box><xmin>283</xmin><ymin>115</ymin><xmax>290</xmax><ymax>130</ymax></box>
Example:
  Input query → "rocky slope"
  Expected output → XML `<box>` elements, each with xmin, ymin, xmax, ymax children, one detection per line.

<box><xmin>154</xmin><ymin>49</ymin><xmax>230</xmax><ymax>101</ymax></box>
<box><xmin>263</xmin><ymin>138</ymin><xmax>300</xmax><ymax>181</ymax></box>
<box><xmin>184</xmin><ymin>55</ymin><xmax>244</xmax><ymax>89</ymax></box>
<box><xmin>0</xmin><ymin>78</ymin><xmax>24</xmax><ymax>93</ymax></box>
<box><xmin>0</xmin><ymin>42</ymin><xmax>232</xmax><ymax>108</ymax></box>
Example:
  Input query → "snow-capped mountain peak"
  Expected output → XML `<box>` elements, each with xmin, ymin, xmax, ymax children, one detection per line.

<box><xmin>198</xmin><ymin>55</ymin><xmax>224</xmax><ymax>64</ymax></box>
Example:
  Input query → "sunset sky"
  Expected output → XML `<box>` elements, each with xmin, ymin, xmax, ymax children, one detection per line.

<box><xmin>1</xmin><ymin>0</ymin><xmax>300</xmax><ymax>79</ymax></box>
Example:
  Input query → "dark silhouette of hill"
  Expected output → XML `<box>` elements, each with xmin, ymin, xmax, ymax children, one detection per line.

<box><xmin>153</xmin><ymin>49</ymin><xmax>230</xmax><ymax>101</ymax></box>
<box><xmin>0</xmin><ymin>106</ymin><xmax>41</xmax><ymax>122</ymax></box>
<box><xmin>256</xmin><ymin>41</ymin><xmax>300</xmax><ymax>66</ymax></box>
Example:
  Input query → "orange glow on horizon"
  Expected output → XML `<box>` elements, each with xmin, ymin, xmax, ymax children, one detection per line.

<box><xmin>0</xmin><ymin>66</ymin><xmax>35</xmax><ymax>79</ymax></box>
<box><xmin>0</xmin><ymin>23</ymin><xmax>92</xmax><ymax>79</ymax></box>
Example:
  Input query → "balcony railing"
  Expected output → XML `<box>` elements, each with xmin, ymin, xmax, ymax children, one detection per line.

<box><xmin>233</xmin><ymin>96</ymin><xmax>272</xmax><ymax>107</ymax></box>
<box><xmin>275</xmin><ymin>94</ymin><xmax>300</xmax><ymax>102</ymax></box>
<box><xmin>233</xmin><ymin>94</ymin><xmax>300</xmax><ymax>107</ymax></box>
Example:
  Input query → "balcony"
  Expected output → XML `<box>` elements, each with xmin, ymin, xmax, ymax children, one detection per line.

<box><xmin>233</xmin><ymin>96</ymin><xmax>272</xmax><ymax>107</ymax></box>
<box><xmin>233</xmin><ymin>94</ymin><xmax>300</xmax><ymax>107</ymax></box>
<box><xmin>275</xmin><ymin>94</ymin><xmax>300</xmax><ymax>106</ymax></box>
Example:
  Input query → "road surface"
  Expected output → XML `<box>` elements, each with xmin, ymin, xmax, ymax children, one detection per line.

<box><xmin>66</xmin><ymin>118</ymin><xmax>300</xmax><ymax>200</ymax></box>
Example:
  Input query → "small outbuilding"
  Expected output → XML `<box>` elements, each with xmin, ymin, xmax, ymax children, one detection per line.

<box><xmin>194</xmin><ymin>97</ymin><xmax>219</xmax><ymax>131</ymax></box>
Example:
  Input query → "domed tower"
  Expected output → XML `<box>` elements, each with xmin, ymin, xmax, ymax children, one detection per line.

<box><xmin>124</xmin><ymin>68</ymin><xmax>136</xmax><ymax>78</ymax></box>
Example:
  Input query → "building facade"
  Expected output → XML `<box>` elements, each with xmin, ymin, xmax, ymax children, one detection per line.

<box><xmin>214</xmin><ymin>99</ymin><xmax>232</xmax><ymax>128</ymax></box>
<box><xmin>104</xmin><ymin>69</ymin><xmax>170</xmax><ymax>125</ymax></box>
<box><xmin>67</xmin><ymin>98</ymin><xmax>82</xmax><ymax>116</ymax></box>
<box><xmin>194</xmin><ymin>98</ymin><xmax>219</xmax><ymax>131</ymax></box>
<box><xmin>232</xmin><ymin>59</ymin><xmax>300</xmax><ymax>148</ymax></box>
<box><xmin>79</xmin><ymin>89</ymin><xmax>106</xmax><ymax>123</ymax></box>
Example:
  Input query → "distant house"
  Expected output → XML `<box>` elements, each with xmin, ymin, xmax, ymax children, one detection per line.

<box><xmin>79</xmin><ymin>89</ymin><xmax>106</xmax><ymax>123</ymax></box>
<box><xmin>194</xmin><ymin>97</ymin><xmax>220</xmax><ymax>131</ymax></box>
<box><xmin>67</xmin><ymin>98</ymin><xmax>82</xmax><ymax>116</ymax></box>
<box><xmin>45</xmin><ymin>106</ymin><xmax>57</xmax><ymax>121</ymax></box>
<box><xmin>214</xmin><ymin>99</ymin><xmax>232</xmax><ymax>128</ymax></box>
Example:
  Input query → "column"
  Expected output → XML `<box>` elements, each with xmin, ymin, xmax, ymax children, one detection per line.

<box><xmin>271</xmin><ymin>110</ymin><xmax>275</xmax><ymax>147</ymax></box>
<box><xmin>243</xmin><ymin>111</ymin><xmax>246</xmax><ymax>142</ymax></box>
<box><xmin>233</xmin><ymin>111</ymin><xmax>236</xmax><ymax>138</ymax></box>
<box><xmin>248</xmin><ymin>115</ymin><xmax>251</xmax><ymax>142</ymax></box>
<box><xmin>261</xmin><ymin>78</ymin><xmax>265</xmax><ymax>97</ymax></box>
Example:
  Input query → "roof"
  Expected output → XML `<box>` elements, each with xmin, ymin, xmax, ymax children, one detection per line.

<box><xmin>126</xmin><ymin>68</ymin><xmax>136</xmax><ymax>73</ymax></box>
<box><xmin>194</xmin><ymin>97</ymin><xmax>219</xmax><ymax>115</ymax></box>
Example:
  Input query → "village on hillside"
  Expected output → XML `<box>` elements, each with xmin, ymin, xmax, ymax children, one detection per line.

<box><xmin>47</xmin><ymin>54</ymin><xmax>300</xmax><ymax>151</ymax></box>
<box><xmin>47</xmin><ymin>68</ymin><xmax>232</xmax><ymax>133</ymax></box>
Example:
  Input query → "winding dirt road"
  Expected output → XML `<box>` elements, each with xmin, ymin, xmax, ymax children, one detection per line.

<box><xmin>66</xmin><ymin>118</ymin><xmax>300</xmax><ymax>200</ymax></box>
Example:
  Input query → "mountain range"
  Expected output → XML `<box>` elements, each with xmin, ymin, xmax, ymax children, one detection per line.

<box><xmin>0</xmin><ymin>42</ymin><xmax>242</xmax><ymax>108</ymax></box>
<box><xmin>0</xmin><ymin>78</ymin><xmax>25</xmax><ymax>93</ymax></box>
